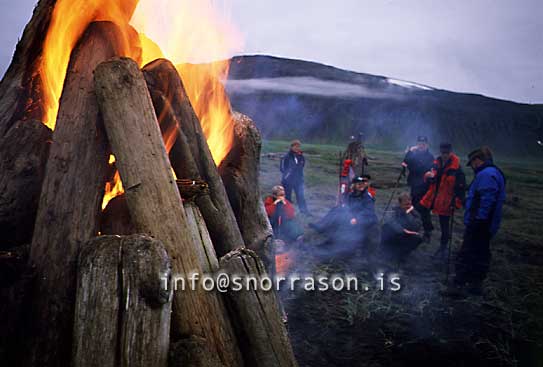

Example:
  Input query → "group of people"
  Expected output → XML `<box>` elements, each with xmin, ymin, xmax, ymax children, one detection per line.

<box><xmin>264</xmin><ymin>137</ymin><xmax>506</xmax><ymax>296</ymax></box>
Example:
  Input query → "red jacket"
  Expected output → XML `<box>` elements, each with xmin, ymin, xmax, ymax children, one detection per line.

<box><xmin>264</xmin><ymin>196</ymin><xmax>296</xmax><ymax>219</ymax></box>
<box><xmin>420</xmin><ymin>153</ymin><xmax>462</xmax><ymax>216</ymax></box>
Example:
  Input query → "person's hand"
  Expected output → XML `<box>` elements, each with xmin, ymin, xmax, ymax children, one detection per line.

<box><xmin>350</xmin><ymin>218</ymin><xmax>357</xmax><ymax>225</ymax></box>
<box><xmin>274</xmin><ymin>196</ymin><xmax>286</xmax><ymax>205</ymax></box>
<box><xmin>403</xmin><ymin>229</ymin><xmax>419</xmax><ymax>235</ymax></box>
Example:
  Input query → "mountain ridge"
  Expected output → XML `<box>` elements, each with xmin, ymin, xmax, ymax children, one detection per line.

<box><xmin>225</xmin><ymin>55</ymin><xmax>543</xmax><ymax>157</ymax></box>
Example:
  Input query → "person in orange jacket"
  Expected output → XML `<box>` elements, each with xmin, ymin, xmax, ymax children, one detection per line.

<box><xmin>420</xmin><ymin>143</ymin><xmax>466</xmax><ymax>259</ymax></box>
<box><xmin>264</xmin><ymin>185</ymin><xmax>303</xmax><ymax>243</ymax></box>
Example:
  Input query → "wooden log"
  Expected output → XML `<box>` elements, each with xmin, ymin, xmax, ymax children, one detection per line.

<box><xmin>219</xmin><ymin>249</ymin><xmax>297</xmax><ymax>367</ymax></box>
<box><xmin>0</xmin><ymin>120</ymin><xmax>51</xmax><ymax>249</ymax></box>
<box><xmin>73</xmin><ymin>235</ymin><xmax>172</xmax><ymax>367</ymax></box>
<box><xmin>219</xmin><ymin>112</ymin><xmax>274</xmax><ymax>272</ymax></box>
<box><xmin>142</xmin><ymin>59</ymin><xmax>245</xmax><ymax>257</ymax></box>
<box><xmin>0</xmin><ymin>0</ymin><xmax>57</xmax><ymax>136</ymax></box>
<box><xmin>169</xmin><ymin>336</ymin><xmax>224</xmax><ymax>367</ymax></box>
<box><xmin>24</xmin><ymin>22</ymin><xmax>129</xmax><ymax>367</ymax></box>
<box><xmin>100</xmin><ymin>194</ymin><xmax>135</xmax><ymax>235</ymax></box>
<box><xmin>94</xmin><ymin>57</ymin><xmax>242</xmax><ymax>367</ymax></box>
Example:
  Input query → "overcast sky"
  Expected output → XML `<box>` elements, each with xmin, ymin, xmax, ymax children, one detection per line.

<box><xmin>1</xmin><ymin>0</ymin><xmax>542</xmax><ymax>103</ymax></box>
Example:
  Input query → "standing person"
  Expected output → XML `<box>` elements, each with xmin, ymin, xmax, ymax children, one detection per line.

<box><xmin>420</xmin><ymin>143</ymin><xmax>466</xmax><ymax>259</ymax></box>
<box><xmin>453</xmin><ymin>147</ymin><xmax>506</xmax><ymax>295</ymax></box>
<box><xmin>264</xmin><ymin>185</ymin><xmax>303</xmax><ymax>243</ymax></box>
<box><xmin>347</xmin><ymin>175</ymin><xmax>379</xmax><ymax>257</ymax></box>
<box><xmin>380</xmin><ymin>192</ymin><xmax>424</xmax><ymax>264</ymax></box>
<box><xmin>280</xmin><ymin>140</ymin><xmax>308</xmax><ymax>214</ymax></box>
<box><xmin>401</xmin><ymin>136</ymin><xmax>435</xmax><ymax>242</ymax></box>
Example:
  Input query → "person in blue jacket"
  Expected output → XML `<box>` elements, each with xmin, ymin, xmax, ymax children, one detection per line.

<box><xmin>280</xmin><ymin>140</ymin><xmax>308</xmax><ymax>214</ymax></box>
<box><xmin>454</xmin><ymin>146</ymin><xmax>506</xmax><ymax>295</ymax></box>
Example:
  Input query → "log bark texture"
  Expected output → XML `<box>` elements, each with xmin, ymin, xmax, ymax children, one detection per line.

<box><xmin>73</xmin><ymin>235</ymin><xmax>172</xmax><ymax>367</ymax></box>
<box><xmin>142</xmin><ymin>59</ymin><xmax>245</xmax><ymax>257</ymax></box>
<box><xmin>219</xmin><ymin>112</ymin><xmax>274</xmax><ymax>272</ymax></box>
<box><xmin>0</xmin><ymin>120</ymin><xmax>51</xmax><ymax>249</ymax></box>
<box><xmin>94</xmin><ymin>57</ymin><xmax>242</xmax><ymax>367</ymax></box>
<box><xmin>169</xmin><ymin>336</ymin><xmax>224</xmax><ymax>367</ymax></box>
<box><xmin>220</xmin><ymin>248</ymin><xmax>297</xmax><ymax>367</ymax></box>
<box><xmin>25</xmin><ymin>22</ymin><xmax>128</xmax><ymax>367</ymax></box>
<box><xmin>0</xmin><ymin>0</ymin><xmax>56</xmax><ymax>136</ymax></box>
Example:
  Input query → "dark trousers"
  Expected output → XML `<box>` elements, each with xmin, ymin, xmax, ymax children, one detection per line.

<box><xmin>381</xmin><ymin>234</ymin><xmax>423</xmax><ymax>263</ymax></box>
<box><xmin>283</xmin><ymin>180</ymin><xmax>307</xmax><ymax>212</ymax></box>
<box><xmin>454</xmin><ymin>225</ymin><xmax>491</xmax><ymax>286</ymax></box>
<box><xmin>411</xmin><ymin>185</ymin><xmax>433</xmax><ymax>234</ymax></box>
<box><xmin>439</xmin><ymin>215</ymin><xmax>451</xmax><ymax>248</ymax></box>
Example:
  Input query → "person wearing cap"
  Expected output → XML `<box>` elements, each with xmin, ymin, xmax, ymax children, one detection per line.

<box><xmin>401</xmin><ymin>136</ymin><xmax>435</xmax><ymax>241</ymax></box>
<box><xmin>452</xmin><ymin>146</ymin><xmax>506</xmax><ymax>295</ymax></box>
<box><xmin>420</xmin><ymin>143</ymin><xmax>466</xmax><ymax>259</ymax></box>
<box><xmin>347</xmin><ymin>174</ymin><xmax>379</xmax><ymax>256</ymax></box>
<box><xmin>280</xmin><ymin>140</ymin><xmax>308</xmax><ymax>214</ymax></box>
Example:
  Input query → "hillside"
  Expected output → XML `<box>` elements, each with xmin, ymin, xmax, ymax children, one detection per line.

<box><xmin>226</xmin><ymin>55</ymin><xmax>543</xmax><ymax>157</ymax></box>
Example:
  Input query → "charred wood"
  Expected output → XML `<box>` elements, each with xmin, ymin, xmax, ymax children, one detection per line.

<box><xmin>0</xmin><ymin>120</ymin><xmax>51</xmax><ymax>249</ymax></box>
<box><xmin>25</xmin><ymin>21</ymin><xmax>128</xmax><ymax>367</ymax></box>
<box><xmin>0</xmin><ymin>0</ymin><xmax>57</xmax><ymax>136</ymax></box>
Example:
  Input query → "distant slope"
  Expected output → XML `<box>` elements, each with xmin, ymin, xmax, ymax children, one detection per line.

<box><xmin>225</xmin><ymin>55</ymin><xmax>543</xmax><ymax>157</ymax></box>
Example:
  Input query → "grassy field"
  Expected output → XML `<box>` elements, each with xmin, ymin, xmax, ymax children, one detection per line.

<box><xmin>261</xmin><ymin>140</ymin><xmax>543</xmax><ymax>367</ymax></box>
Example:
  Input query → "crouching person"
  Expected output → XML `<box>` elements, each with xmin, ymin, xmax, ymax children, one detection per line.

<box><xmin>265</xmin><ymin>185</ymin><xmax>303</xmax><ymax>244</ymax></box>
<box><xmin>381</xmin><ymin>192</ymin><xmax>424</xmax><ymax>264</ymax></box>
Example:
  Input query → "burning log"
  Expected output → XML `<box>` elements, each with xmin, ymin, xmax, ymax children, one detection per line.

<box><xmin>0</xmin><ymin>120</ymin><xmax>51</xmax><ymax>249</ymax></box>
<box><xmin>219</xmin><ymin>112</ymin><xmax>274</xmax><ymax>272</ymax></box>
<box><xmin>73</xmin><ymin>235</ymin><xmax>172</xmax><ymax>367</ymax></box>
<box><xmin>94</xmin><ymin>57</ymin><xmax>242</xmax><ymax>367</ymax></box>
<box><xmin>142</xmin><ymin>59</ymin><xmax>245</xmax><ymax>257</ymax></box>
<box><xmin>219</xmin><ymin>249</ymin><xmax>297</xmax><ymax>367</ymax></box>
<box><xmin>0</xmin><ymin>0</ymin><xmax>56</xmax><ymax>136</ymax></box>
<box><xmin>25</xmin><ymin>21</ymin><xmax>128</xmax><ymax>367</ymax></box>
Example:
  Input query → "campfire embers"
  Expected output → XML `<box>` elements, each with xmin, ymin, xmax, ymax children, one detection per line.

<box><xmin>0</xmin><ymin>4</ymin><xmax>295</xmax><ymax>366</ymax></box>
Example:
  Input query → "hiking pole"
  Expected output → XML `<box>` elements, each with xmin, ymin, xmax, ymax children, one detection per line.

<box><xmin>380</xmin><ymin>169</ymin><xmax>404</xmax><ymax>225</ymax></box>
<box><xmin>444</xmin><ymin>207</ymin><xmax>455</xmax><ymax>285</ymax></box>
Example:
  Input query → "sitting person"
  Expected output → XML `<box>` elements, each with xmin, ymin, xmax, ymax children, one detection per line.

<box><xmin>380</xmin><ymin>192</ymin><xmax>424</xmax><ymax>264</ymax></box>
<box><xmin>347</xmin><ymin>175</ymin><xmax>379</xmax><ymax>256</ymax></box>
<box><xmin>310</xmin><ymin>175</ymin><xmax>379</xmax><ymax>257</ymax></box>
<box><xmin>264</xmin><ymin>185</ymin><xmax>303</xmax><ymax>243</ymax></box>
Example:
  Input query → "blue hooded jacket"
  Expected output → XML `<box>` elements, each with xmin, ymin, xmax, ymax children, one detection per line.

<box><xmin>464</xmin><ymin>160</ymin><xmax>506</xmax><ymax>237</ymax></box>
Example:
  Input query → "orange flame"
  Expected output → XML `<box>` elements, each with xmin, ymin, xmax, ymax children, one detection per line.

<box><xmin>132</xmin><ymin>0</ymin><xmax>242</xmax><ymax>164</ymax></box>
<box><xmin>39</xmin><ymin>0</ymin><xmax>243</xmax><ymax>210</ymax></box>
<box><xmin>40</xmin><ymin>0</ymin><xmax>140</xmax><ymax>130</ymax></box>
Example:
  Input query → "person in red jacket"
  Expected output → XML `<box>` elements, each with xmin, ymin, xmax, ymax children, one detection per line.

<box><xmin>264</xmin><ymin>185</ymin><xmax>303</xmax><ymax>243</ymax></box>
<box><xmin>420</xmin><ymin>143</ymin><xmax>466</xmax><ymax>259</ymax></box>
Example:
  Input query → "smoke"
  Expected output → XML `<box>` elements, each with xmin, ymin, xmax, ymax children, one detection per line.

<box><xmin>225</xmin><ymin>76</ymin><xmax>405</xmax><ymax>100</ymax></box>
